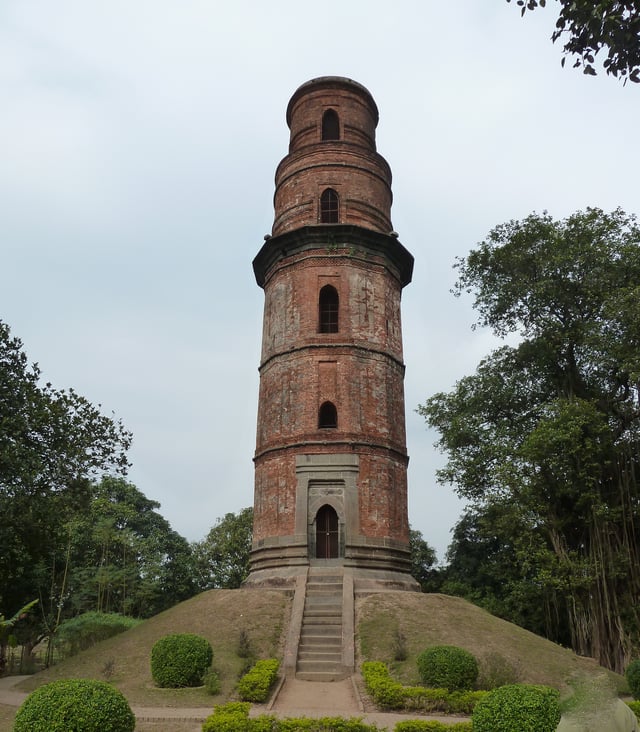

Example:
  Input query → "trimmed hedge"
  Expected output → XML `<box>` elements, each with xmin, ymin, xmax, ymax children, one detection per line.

<box><xmin>13</xmin><ymin>678</ymin><xmax>135</xmax><ymax>732</ymax></box>
<box><xmin>395</xmin><ymin>722</ymin><xmax>472</xmax><ymax>731</ymax></box>
<box><xmin>472</xmin><ymin>684</ymin><xmax>560</xmax><ymax>732</ymax></box>
<box><xmin>202</xmin><ymin>702</ymin><xmax>381</xmax><ymax>731</ymax></box>
<box><xmin>629</xmin><ymin>700</ymin><xmax>640</xmax><ymax>720</ymax></box>
<box><xmin>361</xmin><ymin>661</ymin><xmax>484</xmax><ymax>714</ymax></box>
<box><xmin>151</xmin><ymin>633</ymin><xmax>213</xmax><ymax>688</ymax></box>
<box><xmin>55</xmin><ymin>612</ymin><xmax>140</xmax><ymax>658</ymax></box>
<box><xmin>237</xmin><ymin>658</ymin><xmax>280</xmax><ymax>702</ymax></box>
<box><xmin>416</xmin><ymin>646</ymin><xmax>478</xmax><ymax>692</ymax></box>
<box><xmin>627</xmin><ymin>660</ymin><xmax>640</xmax><ymax>700</ymax></box>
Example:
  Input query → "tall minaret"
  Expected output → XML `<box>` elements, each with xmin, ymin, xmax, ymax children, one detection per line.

<box><xmin>248</xmin><ymin>77</ymin><xmax>416</xmax><ymax>590</ymax></box>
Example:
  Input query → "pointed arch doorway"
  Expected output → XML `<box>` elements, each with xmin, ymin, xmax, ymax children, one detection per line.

<box><xmin>315</xmin><ymin>505</ymin><xmax>340</xmax><ymax>559</ymax></box>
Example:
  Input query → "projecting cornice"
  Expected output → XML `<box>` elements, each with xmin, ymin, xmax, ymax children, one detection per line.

<box><xmin>253</xmin><ymin>224</ymin><xmax>414</xmax><ymax>289</ymax></box>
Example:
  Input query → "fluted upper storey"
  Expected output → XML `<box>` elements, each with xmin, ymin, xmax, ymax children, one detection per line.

<box><xmin>272</xmin><ymin>77</ymin><xmax>393</xmax><ymax>237</ymax></box>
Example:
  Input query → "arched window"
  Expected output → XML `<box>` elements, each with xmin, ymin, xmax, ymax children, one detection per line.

<box><xmin>322</xmin><ymin>109</ymin><xmax>340</xmax><ymax>141</ymax></box>
<box><xmin>318</xmin><ymin>401</ymin><xmax>338</xmax><ymax>428</ymax></box>
<box><xmin>320</xmin><ymin>188</ymin><xmax>339</xmax><ymax>223</ymax></box>
<box><xmin>318</xmin><ymin>285</ymin><xmax>339</xmax><ymax>333</ymax></box>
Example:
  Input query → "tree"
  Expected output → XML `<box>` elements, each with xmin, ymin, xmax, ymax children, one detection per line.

<box><xmin>507</xmin><ymin>0</ymin><xmax>640</xmax><ymax>82</ymax></box>
<box><xmin>0</xmin><ymin>321</ymin><xmax>132</xmax><ymax>649</ymax></box>
<box><xmin>192</xmin><ymin>508</ymin><xmax>253</xmax><ymax>590</ymax></box>
<box><xmin>64</xmin><ymin>477</ymin><xmax>196</xmax><ymax>619</ymax></box>
<box><xmin>408</xmin><ymin>527</ymin><xmax>439</xmax><ymax>592</ymax></box>
<box><xmin>419</xmin><ymin>208</ymin><xmax>640</xmax><ymax>673</ymax></box>
<box><xmin>440</xmin><ymin>505</ymin><xmax>562</xmax><ymax>642</ymax></box>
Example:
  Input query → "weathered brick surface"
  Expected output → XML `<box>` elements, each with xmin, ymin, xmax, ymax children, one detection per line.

<box><xmin>273</xmin><ymin>77</ymin><xmax>393</xmax><ymax>236</ymax></box>
<box><xmin>250</xmin><ymin>78</ymin><xmax>414</xmax><ymax>576</ymax></box>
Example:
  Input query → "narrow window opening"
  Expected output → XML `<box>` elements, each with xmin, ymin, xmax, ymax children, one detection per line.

<box><xmin>318</xmin><ymin>401</ymin><xmax>338</xmax><ymax>429</ymax></box>
<box><xmin>320</xmin><ymin>188</ymin><xmax>339</xmax><ymax>224</ymax></box>
<box><xmin>322</xmin><ymin>109</ymin><xmax>340</xmax><ymax>141</ymax></box>
<box><xmin>319</xmin><ymin>285</ymin><xmax>339</xmax><ymax>333</ymax></box>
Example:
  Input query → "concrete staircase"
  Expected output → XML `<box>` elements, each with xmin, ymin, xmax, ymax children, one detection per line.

<box><xmin>296</xmin><ymin>568</ymin><xmax>346</xmax><ymax>681</ymax></box>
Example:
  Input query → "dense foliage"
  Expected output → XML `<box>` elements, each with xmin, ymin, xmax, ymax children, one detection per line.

<box><xmin>151</xmin><ymin>633</ymin><xmax>213</xmax><ymax>688</ymax></box>
<box><xmin>420</xmin><ymin>208</ymin><xmax>640</xmax><ymax>672</ymax></box>
<box><xmin>472</xmin><ymin>684</ymin><xmax>560</xmax><ymax>732</ymax></box>
<box><xmin>237</xmin><ymin>658</ymin><xmax>280</xmax><ymax>702</ymax></box>
<box><xmin>416</xmin><ymin>646</ymin><xmax>479</xmax><ymax>692</ymax></box>
<box><xmin>361</xmin><ymin>661</ymin><xmax>485</xmax><ymax>714</ymax></box>
<box><xmin>13</xmin><ymin>679</ymin><xmax>135</xmax><ymax>732</ymax></box>
<box><xmin>0</xmin><ymin>321</ymin><xmax>200</xmax><ymax>664</ymax></box>
<box><xmin>627</xmin><ymin>659</ymin><xmax>640</xmax><ymax>700</ymax></box>
<box><xmin>202</xmin><ymin>702</ymin><xmax>385</xmax><ymax>732</ymax></box>
<box><xmin>192</xmin><ymin>507</ymin><xmax>253</xmax><ymax>589</ymax></box>
<box><xmin>54</xmin><ymin>612</ymin><xmax>141</xmax><ymax>658</ymax></box>
<box><xmin>507</xmin><ymin>0</ymin><xmax>640</xmax><ymax>82</ymax></box>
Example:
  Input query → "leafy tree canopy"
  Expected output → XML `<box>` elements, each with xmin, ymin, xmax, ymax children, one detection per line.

<box><xmin>508</xmin><ymin>0</ymin><xmax>640</xmax><ymax>82</ymax></box>
<box><xmin>0</xmin><ymin>320</ymin><xmax>132</xmax><ymax>641</ymax></box>
<box><xmin>192</xmin><ymin>507</ymin><xmax>253</xmax><ymax>590</ymax></box>
<box><xmin>419</xmin><ymin>208</ymin><xmax>640</xmax><ymax>672</ymax></box>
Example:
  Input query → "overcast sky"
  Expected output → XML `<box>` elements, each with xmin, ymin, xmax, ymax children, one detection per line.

<box><xmin>2</xmin><ymin>1</ymin><xmax>639</xmax><ymax>561</ymax></box>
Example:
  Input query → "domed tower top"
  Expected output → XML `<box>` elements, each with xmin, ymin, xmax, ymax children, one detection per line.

<box><xmin>272</xmin><ymin>76</ymin><xmax>393</xmax><ymax>236</ymax></box>
<box><xmin>286</xmin><ymin>76</ymin><xmax>379</xmax><ymax>152</ymax></box>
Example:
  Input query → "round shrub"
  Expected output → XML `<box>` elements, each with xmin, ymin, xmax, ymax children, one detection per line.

<box><xmin>472</xmin><ymin>684</ymin><xmax>560</xmax><ymax>732</ymax></box>
<box><xmin>151</xmin><ymin>633</ymin><xmax>213</xmax><ymax>688</ymax></box>
<box><xmin>626</xmin><ymin>659</ymin><xmax>640</xmax><ymax>700</ymax></box>
<box><xmin>416</xmin><ymin>645</ymin><xmax>479</xmax><ymax>691</ymax></box>
<box><xmin>13</xmin><ymin>678</ymin><xmax>135</xmax><ymax>732</ymax></box>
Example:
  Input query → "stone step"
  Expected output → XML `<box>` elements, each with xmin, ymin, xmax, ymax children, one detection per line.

<box><xmin>297</xmin><ymin>659</ymin><xmax>344</xmax><ymax>674</ymax></box>
<box><xmin>299</xmin><ymin>634</ymin><xmax>341</xmax><ymax>644</ymax></box>
<box><xmin>305</xmin><ymin>595</ymin><xmax>341</xmax><ymax>605</ymax></box>
<box><xmin>296</xmin><ymin>669</ymin><xmax>349</xmax><ymax>682</ymax></box>
<box><xmin>301</xmin><ymin>618</ymin><xmax>342</xmax><ymax>629</ymax></box>
<box><xmin>304</xmin><ymin>608</ymin><xmax>341</xmax><ymax>616</ymax></box>
<box><xmin>298</xmin><ymin>649</ymin><xmax>342</xmax><ymax>660</ymax></box>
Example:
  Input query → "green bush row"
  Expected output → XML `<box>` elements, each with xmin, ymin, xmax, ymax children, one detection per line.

<box><xmin>361</xmin><ymin>661</ymin><xmax>485</xmax><ymax>713</ymax></box>
<box><xmin>395</xmin><ymin>722</ymin><xmax>472</xmax><ymax>732</ymax></box>
<box><xmin>202</xmin><ymin>702</ymin><xmax>381</xmax><ymax>731</ymax></box>
<box><xmin>237</xmin><ymin>658</ymin><xmax>280</xmax><ymax>702</ymax></box>
<box><xmin>55</xmin><ymin>612</ymin><xmax>141</xmax><ymax>658</ymax></box>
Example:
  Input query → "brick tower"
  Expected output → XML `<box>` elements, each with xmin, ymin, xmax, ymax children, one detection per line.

<box><xmin>248</xmin><ymin>77</ymin><xmax>416</xmax><ymax>591</ymax></box>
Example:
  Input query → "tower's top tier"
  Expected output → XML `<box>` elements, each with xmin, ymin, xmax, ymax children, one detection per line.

<box><xmin>272</xmin><ymin>77</ymin><xmax>393</xmax><ymax>236</ymax></box>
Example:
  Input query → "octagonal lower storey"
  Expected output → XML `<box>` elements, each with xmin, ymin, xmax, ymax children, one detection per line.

<box><xmin>247</xmin><ymin>449</ymin><xmax>416</xmax><ymax>589</ymax></box>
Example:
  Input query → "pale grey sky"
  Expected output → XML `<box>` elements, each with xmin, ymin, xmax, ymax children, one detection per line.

<box><xmin>2</xmin><ymin>1</ymin><xmax>639</xmax><ymax>560</ymax></box>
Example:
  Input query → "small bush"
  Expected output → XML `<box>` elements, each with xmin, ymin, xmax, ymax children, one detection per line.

<box><xmin>472</xmin><ymin>684</ymin><xmax>560</xmax><ymax>732</ymax></box>
<box><xmin>416</xmin><ymin>646</ymin><xmax>478</xmax><ymax>691</ymax></box>
<box><xmin>476</xmin><ymin>651</ymin><xmax>521</xmax><ymax>690</ymax></box>
<box><xmin>55</xmin><ymin>612</ymin><xmax>140</xmax><ymax>658</ymax></box>
<box><xmin>151</xmin><ymin>633</ymin><xmax>213</xmax><ymax>688</ymax></box>
<box><xmin>628</xmin><ymin>700</ymin><xmax>640</xmax><ymax>719</ymax></box>
<box><xmin>626</xmin><ymin>659</ymin><xmax>640</xmax><ymax>700</ymax></box>
<box><xmin>204</xmin><ymin>668</ymin><xmax>221</xmax><ymax>695</ymax></box>
<box><xmin>237</xmin><ymin>658</ymin><xmax>280</xmax><ymax>702</ymax></box>
<box><xmin>13</xmin><ymin>678</ymin><xmax>135</xmax><ymax>732</ymax></box>
<box><xmin>392</xmin><ymin>628</ymin><xmax>408</xmax><ymax>662</ymax></box>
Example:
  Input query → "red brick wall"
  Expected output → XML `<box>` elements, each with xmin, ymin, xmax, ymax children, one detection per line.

<box><xmin>251</xmin><ymin>78</ymin><xmax>412</xmax><ymax>561</ymax></box>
